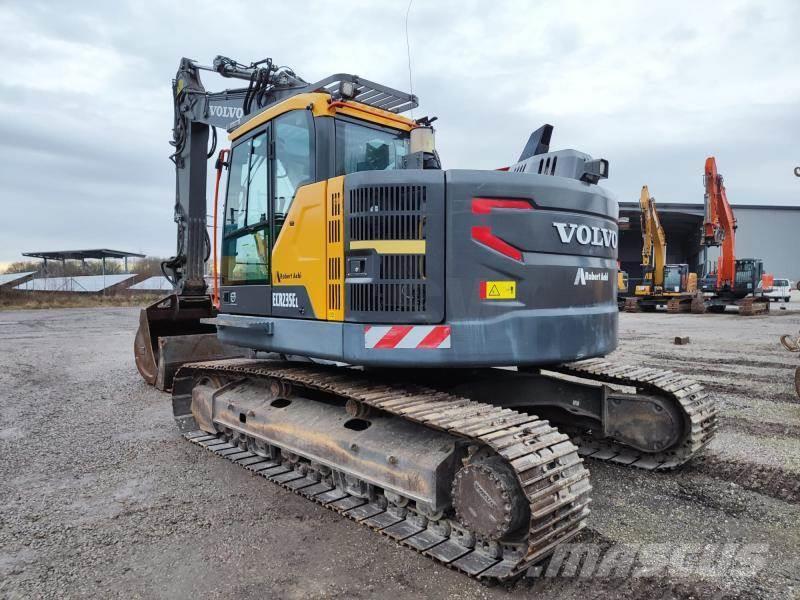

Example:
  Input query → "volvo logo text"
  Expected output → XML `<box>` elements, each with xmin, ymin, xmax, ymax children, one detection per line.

<box><xmin>209</xmin><ymin>105</ymin><xmax>245</xmax><ymax>120</ymax></box>
<box><xmin>553</xmin><ymin>222</ymin><xmax>617</xmax><ymax>249</ymax></box>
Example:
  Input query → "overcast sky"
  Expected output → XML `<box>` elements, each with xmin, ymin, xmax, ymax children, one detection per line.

<box><xmin>1</xmin><ymin>0</ymin><xmax>798</xmax><ymax>266</ymax></box>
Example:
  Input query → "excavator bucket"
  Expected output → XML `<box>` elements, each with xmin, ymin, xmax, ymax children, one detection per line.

<box><xmin>134</xmin><ymin>294</ymin><xmax>244</xmax><ymax>390</ymax></box>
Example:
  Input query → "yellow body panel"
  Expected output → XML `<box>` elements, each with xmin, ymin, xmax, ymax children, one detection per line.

<box><xmin>272</xmin><ymin>181</ymin><xmax>328</xmax><ymax>319</ymax></box>
<box><xmin>230</xmin><ymin>93</ymin><xmax>414</xmax><ymax>141</ymax></box>
<box><xmin>326</xmin><ymin>177</ymin><xmax>345</xmax><ymax>321</ymax></box>
<box><xmin>349</xmin><ymin>240</ymin><xmax>426</xmax><ymax>254</ymax></box>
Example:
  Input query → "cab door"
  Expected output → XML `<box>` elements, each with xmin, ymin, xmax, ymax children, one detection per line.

<box><xmin>268</xmin><ymin>109</ymin><xmax>318</xmax><ymax>319</ymax></box>
<box><xmin>219</xmin><ymin>130</ymin><xmax>273</xmax><ymax>316</ymax></box>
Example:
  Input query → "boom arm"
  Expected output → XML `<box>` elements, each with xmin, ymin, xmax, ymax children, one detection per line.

<box><xmin>638</xmin><ymin>186</ymin><xmax>666</xmax><ymax>288</ymax></box>
<box><xmin>702</xmin><ymin>157</ymin><xmax>737</xmax><ymax>288</ymax></box>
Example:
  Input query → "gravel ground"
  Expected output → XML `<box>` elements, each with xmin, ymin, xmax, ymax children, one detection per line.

<box><xmin>1</xmin><ymin>305</ymin><xmax>799</xmax><ymax>599</ymax></box>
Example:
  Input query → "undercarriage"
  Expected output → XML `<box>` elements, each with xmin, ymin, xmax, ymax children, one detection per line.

<box><xmin>624</xmin><ymin>293</ymin><xmax>699</xmax><ymax>314</ymax></box>
<box><xmin>701</xmin><ymin>294</ymin><xmax>770</xmax><ymax>316</ymax></box>
<box><xmin>171</xmin><ymin>357</ymin><xmax>717</xmax><ymax>580</ymax></box>
<box><xmin>625</xmin><ymin>293</ymin><xmax>770</xmax><ymax>316</ymax></box>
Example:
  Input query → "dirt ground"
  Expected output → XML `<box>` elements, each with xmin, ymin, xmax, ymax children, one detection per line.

<box><xmin>1</xmin><ymin>305</ymin><xmax>799</xmax><ymax>599</ymax></box>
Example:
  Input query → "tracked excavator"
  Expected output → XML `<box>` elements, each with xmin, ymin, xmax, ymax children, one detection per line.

<box><xmin>624</xmin><ymin>186</ymin><xmax>698</xmax><ymax>313</ymax></box>
<box><xmin>133</xmin><ymin>55</ymin><xmax>717</xmax><ymax>580</ymax></box>
<box><xmin>699</xmin><ymin>157</ymin><xmax>770</xmax><ymax>315</ymax></box>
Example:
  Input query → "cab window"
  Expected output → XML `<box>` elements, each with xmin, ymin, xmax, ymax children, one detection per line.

<box><xmin>335</xmin><ymin>119</ymin><xmax>409</xmax><ymax>176</ymax></box>
<box><xmin>221</xmin><ymin>133</ymin><xmax>270</xmax><ymax>285</ymax></box>
<box><xmin>274</xmin><ymin>110</ymin><xmax>314</xmax><ymax>229</ymax></box>
<box><xmin>224</xmin><ymin>141</ymin><xmax>249</xmax><ymax>230</ymax></box>
<box><xmin>246</xmin><ymin>135</ymin><xmax>269</xmax><ymax>226</ymax></box>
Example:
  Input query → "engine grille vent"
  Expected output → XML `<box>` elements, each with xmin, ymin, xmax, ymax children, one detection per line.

<box><xmin>344</xmin><ymin>177</ymin><xmax>443</xmax><ymax>324</ymax></box>
<box><xmin>349</xmin><ymin>185</ymin><xmax>426</xmax><ymax>241</ymax></box>
<box><xmin>349</xmin><ymin>282</ymin><xmax>427</xmax><ymax>314</ymax></box>
<box><xmin>379</xmin><ymin>254</ymin><xmax>425</xmax><ymax>280</ymax></box>
<box><xmin>326</xmin><ymin>189</ymin><xmax>344</xmax><ymax>320</ymax></box>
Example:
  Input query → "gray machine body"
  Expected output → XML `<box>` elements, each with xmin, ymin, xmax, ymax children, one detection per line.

<box><xmin>216</xmin><ymin>167</ymin><xmax>619</xmax><ymax>367</ymax></box>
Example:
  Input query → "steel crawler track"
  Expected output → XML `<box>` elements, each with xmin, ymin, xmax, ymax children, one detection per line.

<box><xmin>551</xmin><ymin>359</ymin><xmax>718</xmax><ymax>470</ymax></box>
<box><xmin>173</xmin><ymin>360</ymin><xmax>592</xmax><ymax>581</ymax></box>
<box><xmin>737</xmin><ymin>296</ymin><xmax>769</xmax><ymax>316</ymax></box>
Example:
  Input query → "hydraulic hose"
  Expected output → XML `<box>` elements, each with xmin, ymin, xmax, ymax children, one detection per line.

<box><xmin>212</xmin><ymin>148</ymin><xmax>230</xmax><ymax>309</ymax></box>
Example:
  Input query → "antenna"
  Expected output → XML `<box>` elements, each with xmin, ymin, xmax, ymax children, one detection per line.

<box><xmin>405</xmin><ymin>0</ymin><xmax>415</xmax><ymax>118</ymax></box>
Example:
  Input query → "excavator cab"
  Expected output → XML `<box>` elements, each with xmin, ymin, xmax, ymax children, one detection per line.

<box><xmin>734</xmin><ymin>258</ymin><xmax>765</xmax><ymax>296</ymax></box>
<box><xmin>662</xmin><ymin>264</ymin><xmax>697</xmax><ymax>295</ymax></box>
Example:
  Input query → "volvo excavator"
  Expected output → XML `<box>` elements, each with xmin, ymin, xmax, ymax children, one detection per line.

<box><xmin>133</xmin><ymin>55</ymin><xmax>717</xmax><ymax>580</ymax></box>
<box><xmin>624</xmin><ymin>186</ymin><xmax>698</xmax><ymax>313</ymax></box>
<box><xmin>699</xmin><ymin>157</ymin><xmax>770</xmax><ymax>315</ymax></box>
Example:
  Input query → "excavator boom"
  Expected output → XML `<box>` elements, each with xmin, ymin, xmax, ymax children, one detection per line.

<box><xmin>702</xmin><ymin>157</ymin><xmax>737</xmax><ymax>288</ymax></box>
<box><xmin>638</xmin><ymin>186</ymin><xmax>667</xmax><ymax>289</ymax></box>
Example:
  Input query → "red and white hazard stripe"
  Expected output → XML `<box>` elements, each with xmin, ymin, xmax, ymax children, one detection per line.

<box><xmin>364</xmin><ymin>325</ymin><xmax>451</xmax><ymax>349</ymax></box>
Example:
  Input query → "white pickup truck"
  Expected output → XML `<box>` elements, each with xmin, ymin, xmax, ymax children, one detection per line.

<box><xmin>761</xmin><ymin>278</ymin><xmax>793</xmax><ymax>303</ymax></box>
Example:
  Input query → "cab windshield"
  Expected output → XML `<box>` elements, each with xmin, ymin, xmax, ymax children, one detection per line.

<box><xmin>663</xmin><ymin>268</ymin><xmax>683</xmax><ymax>290</ymax></box>
<box><xmin>335</xmin><ymin>118</ymin><xmax>409</xmax><ymax>175</ymax></box>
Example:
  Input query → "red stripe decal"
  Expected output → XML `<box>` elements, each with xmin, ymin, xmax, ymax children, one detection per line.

<box><xmin>471</xmin><ymin>226</ymin><xmax>523</xmax><ymax>261</ymax></box>
<box><xmin>472</xmin><ymin>198</ymin><xmax>532</xmax><ymax>214</ymax></box>
<box><xmin>417</xmin><ymin>326</ymin><xmax>451</xmax><ymax>348</ymax></box>
<box><xmin>374</xmin><ymin>325</ymin><xmax>413</xmax><ymax>349</ymax></box>
<box><xmin>479</xmin><ymin>281</ymin><xmax>487</xmax><ymax>299</ymax></box>
<box><xmin>364</xmin><ymin>325</ymin><xmax>371</xmax><ymax>333</ymax></box>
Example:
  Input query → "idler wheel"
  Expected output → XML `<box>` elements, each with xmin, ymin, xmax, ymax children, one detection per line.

<box><xmin>451</xmin><ymin>457</ymin><xmax>529</xmax><ymax>540</ymax></box>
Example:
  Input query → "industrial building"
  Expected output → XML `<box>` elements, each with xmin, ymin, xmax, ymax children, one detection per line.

<box><xmin>619</xmin><ymin>203</ymin><xmax>800</xmax><ymax>285</ymax></box>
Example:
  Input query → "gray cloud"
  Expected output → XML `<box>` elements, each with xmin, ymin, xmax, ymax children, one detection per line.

<box><xmin>1</xmin><ymin>0</ymin><xmax>798</xmax><ymax>264</ymax></box>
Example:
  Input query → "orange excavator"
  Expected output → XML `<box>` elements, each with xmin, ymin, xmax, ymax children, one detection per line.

<box><xmin>698</xmin><ymin>157</ymin><xmax>769</xmax><ymax>315</ymax></box>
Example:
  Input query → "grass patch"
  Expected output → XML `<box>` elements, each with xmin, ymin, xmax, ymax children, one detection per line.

<box><xmin>0</xmin><ymin>292</ymin><xmax>165</xmax><ymax>311</ymax></box>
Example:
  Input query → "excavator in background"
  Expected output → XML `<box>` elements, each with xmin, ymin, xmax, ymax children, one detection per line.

<box><xmin>698</xmin><ymin>157</ymin><xmax>770</xmax><ymax>315</ymax></box>
<box><xmin>624</xmin><ymin>186</ymin><xmax>698</xmax><ymax>313</ymax></box>
<box><xmin>133</xmin><ymin>54</ymin><xmax>717</xmax><ymax>581</ymax></box>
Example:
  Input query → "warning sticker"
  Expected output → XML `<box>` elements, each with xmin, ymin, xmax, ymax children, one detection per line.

<box><xmin>480</xmin><ymin>280</ymin><xmax>516</xmax><ymax>300</ymax></box>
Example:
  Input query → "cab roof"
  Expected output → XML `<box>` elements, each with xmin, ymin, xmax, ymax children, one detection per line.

<box><xmin>228</xmin><ymin>73</ymin><xmax>418</xmax><ymax>141</ymax></box>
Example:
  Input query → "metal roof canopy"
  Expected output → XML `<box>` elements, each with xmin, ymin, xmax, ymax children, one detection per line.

<box><xmin>311</xmin><ymin>74</ymin><xmax>418</xmax><ymax>113</ymax></box>
<box><xmin>225</xmin><ymin>73</ymin><xmax>419</xmax><ymax>132</ymax></box>
<box><xmin>22</xmin><ymin>249</ymin><xmax>145</xmax><ymax>261</ymax></box>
